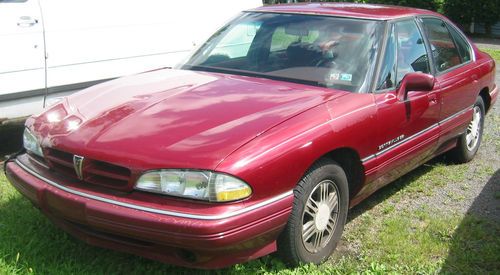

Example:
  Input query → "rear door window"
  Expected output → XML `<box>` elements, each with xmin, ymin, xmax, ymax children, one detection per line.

<box><xmin>421</xmin><ymin>18</ymin><xmax>462</xmax><ymax>72</ymax></box>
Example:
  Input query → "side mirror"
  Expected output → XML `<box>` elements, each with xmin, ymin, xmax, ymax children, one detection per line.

<box><xmin>397</xmin><ymin>72</ymin><xmax>435</xmax><ymax>101</ymax></box>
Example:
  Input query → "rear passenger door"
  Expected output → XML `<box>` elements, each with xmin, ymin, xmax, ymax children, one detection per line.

<box><xmin>418</xmin><ymin>17</ymin><xmax>479</xmax><ymax>144</ymax></box>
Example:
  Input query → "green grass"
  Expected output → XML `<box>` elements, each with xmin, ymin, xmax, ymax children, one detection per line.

<box><xmin>480</xmin><ymin>48</ymin><xmax>500</xmax><ymax>61</ymax></box>
<box><xmin>1</xmin><ymin>161</ymin><xmax>499</xmax><ymax>274</ymax></box>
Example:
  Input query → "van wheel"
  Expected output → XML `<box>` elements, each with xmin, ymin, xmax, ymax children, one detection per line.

<box><xmin>449</xmin><ymin>96</ymin><xmax>485</xmax><ymax>163</ymax></box>
<box><xmin>277</xmin><ymin>159</ymin><xmax>348</xmax><ymax>266</ymax></box>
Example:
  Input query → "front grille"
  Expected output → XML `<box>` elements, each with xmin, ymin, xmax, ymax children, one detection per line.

<box><xmin>85</xmin><ymin>159</ymin><xmax>131</xmax><ymax>187</ymax></box>
<box><xmin>45</xmin><ymin>149</ymin><xmax>77</xmax><ymax>177</ymax></box>
<box><xmin>44</xmin><ymin>148</ymin><xmax>132</xmax><ymax>190</ymax></box>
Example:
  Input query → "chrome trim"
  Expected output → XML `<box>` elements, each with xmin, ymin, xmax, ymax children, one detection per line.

<box><xmin>440</xmin><ymin>107</ymin><xmax>471</xmax><ymax>125</ymax></box>
<box><xmin>361</xmin><ymin>154</ymin><xmax>376</xmax><ymax>163</ymax></box>
<box><xmin>27</xmin><ymin>154</ymin><xmax>50</xmax><ymax>169</ymax></box>
<box><xmin>73</xmin><ymin>155</ymin><xmax>84</xmax><ymax>180</ymax></box>
<box><xmin>361</xmin><ymin>123</ymin><xmax>438</xmax><ymax>162</ymax></box>
<box><xmin>14</xmin><ymin>159</ymin><xmax>293</xmax><ymax>220</ymax></box>
<box><xmin>361</xmin><ymin>106</ymin><xmax>473</xmax><ymax>163</ymax></box>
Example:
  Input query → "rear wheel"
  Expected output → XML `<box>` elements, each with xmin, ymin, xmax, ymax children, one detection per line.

<box><xmin>449</xmin><ymin>96</ymin><xmax>485</xmax><ymax>163</ymax></box>
<box><xmin>277</xmin><ymin>159</ymin><xmax>348</xmax><ymax>266</ymax></box>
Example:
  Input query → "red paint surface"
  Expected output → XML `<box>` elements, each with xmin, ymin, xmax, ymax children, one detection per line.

<box><xmin>252</xmin><ymin>3</ymin><xmax>439</xmax><ymax>20</ymax></box>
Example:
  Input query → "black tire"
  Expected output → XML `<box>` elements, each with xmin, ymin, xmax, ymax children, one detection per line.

<box><xmin>277</xmin><ymin>158</ymin><xmax>349</xmax><ymax>266</ymax></box>
<box><xmin>449</xmin><ymin>96</ymin><xmax>485</xmax><ymax>163</ymax></box>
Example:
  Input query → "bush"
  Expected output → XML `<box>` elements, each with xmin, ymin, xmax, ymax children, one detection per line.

<box><xmin>443</xmin><ymin>0</ymin><xmax>500</xmax><ymax>35</ymax></box>
<box><xmin>262</xmin><ymin>0</ymin><xmax>500</xmax><ymax>36</ymax></box>
<box><xmin>263</xmin><ymin>0</ymin><xmax>441</xmax><ymax>11</ymax></box>
<box><xmin>367</xmin><ymin>0</ymin><xmax>439</xmax><ymax>11</ymax></box>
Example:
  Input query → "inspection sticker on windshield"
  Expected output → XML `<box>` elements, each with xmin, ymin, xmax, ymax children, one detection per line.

<box><xmin>340</xmin><ymin>73</ymin><xmax>352</xmax><ymax>82</ymax></box>
<box><xmin>328</xmin><ymin>73</ymin><xmax>340</xmax><ymax>81</ymax></box>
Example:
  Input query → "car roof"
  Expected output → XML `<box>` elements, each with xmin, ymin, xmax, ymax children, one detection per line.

<box><xmin>250</xmin><ymin>3</ymin><xmax>440</xmax><ymax>21</ymax></box>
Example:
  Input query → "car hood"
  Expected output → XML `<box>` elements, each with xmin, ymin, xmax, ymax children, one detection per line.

<box><xmin>29</xmin><ymin>69</ymin><xmax>347</xmax><ymax>170</ymax></box>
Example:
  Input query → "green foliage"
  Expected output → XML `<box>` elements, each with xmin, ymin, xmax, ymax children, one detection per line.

<box><xmin>262</xmin><ymin>0</ymin><xmax>500</xmax><ymax>36</ymax></box>
<box><xmin>481</xmin><ymin>48</ymin><xmax>500</xmax><ymax>62</ymax></box>
<box><xmin>442</xmin><ymin>1</ymin><xmax>470</xmax><ymax>27</ymax></box>
<box><xmin>367</xmin><ymin>0</ymin><xmax>439</xmax><ymax>11</ymax></box>
<box><xmin>475</xmin><ymin>0</ymin><xmax>500</xmax><ymax>26</ymax></box>
<box><xmin>263</xmin><ymin>0</ymin><xmax>441</xmax><ymax>11</ymax></box>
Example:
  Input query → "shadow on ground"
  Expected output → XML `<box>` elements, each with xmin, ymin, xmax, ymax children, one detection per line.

<box><xmin>440</xmin><ymin>169</ymin><xmax>500</xmax><ymax>274</ymax></box>
<box><xmin>346</xmin><ymin>155</ymin><xmax>446</xmax><ymax>223</ymax></box>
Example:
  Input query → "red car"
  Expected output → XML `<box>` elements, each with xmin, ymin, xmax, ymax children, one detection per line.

<box><xmin>5</xmin><ymin>3</ymin><xmax>497</xmax><ymax>269</ymax></box>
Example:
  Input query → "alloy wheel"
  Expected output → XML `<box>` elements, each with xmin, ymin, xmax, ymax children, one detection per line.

<box><xmin>466</xmin><ymin>106</ymin><xmax>482</xmax><ymax>151</ymax></box>
<box><xmin>301</xmin><ymin>180</ymin><xmax>340</xmax><ymax>253</ymax></box>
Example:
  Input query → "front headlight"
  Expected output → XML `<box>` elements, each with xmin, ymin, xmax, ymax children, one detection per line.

<box><xmin>23</xmin><ymin>128</ymin><xmax>43</xmax><ymax>157</ymax></box>
<box><xmin>135</xmin><ymin>170</ymin><xmax>252</xmax><ymax>202</ymax></box>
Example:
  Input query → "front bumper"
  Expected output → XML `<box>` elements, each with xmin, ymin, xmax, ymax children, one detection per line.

<box><xmin>5</xmin><ymin>155</ymin><xmax>293</xmax><ymax>269</ymax></box>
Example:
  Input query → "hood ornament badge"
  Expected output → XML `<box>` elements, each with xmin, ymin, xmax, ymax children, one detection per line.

<box><xmin>73</xmin><ymin>155</ymin><xmax>85</xmax><ymax>180</ymax></box>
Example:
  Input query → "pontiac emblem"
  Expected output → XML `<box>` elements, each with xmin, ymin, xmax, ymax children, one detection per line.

<box><xmin>73</xmin><ymin>155</ymin><xmax>85</xmax><ymax>180</ymax></box>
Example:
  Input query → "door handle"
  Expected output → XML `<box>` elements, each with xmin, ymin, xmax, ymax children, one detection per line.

<box><xmin>428</xmin><ymin>94</ymin><xmax>438</xmax><ymax>105</ymax></box>
<box><xmin>17</xmin><ymin>16</ymin><xmax>38</xmax><ymax>27</ymax></box>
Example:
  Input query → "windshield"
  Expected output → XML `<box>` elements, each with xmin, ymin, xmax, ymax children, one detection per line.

<box><xmin>180</xmin><ymin>12</ymin><xmax>383</xmax><ymax>93</ymax></box>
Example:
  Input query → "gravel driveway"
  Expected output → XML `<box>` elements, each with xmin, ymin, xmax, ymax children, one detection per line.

<box><xmin>405</xmin><ymin>99</ymin><xmax>499</xmax><ymax>222</ymax></box>
<box><xmin>411</xmin><ymin>64</ymin><xmax>500</xmax><ymax>221</ymax></box>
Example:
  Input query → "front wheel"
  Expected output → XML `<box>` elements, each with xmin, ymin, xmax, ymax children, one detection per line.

<box><xmin>277</xmin><ymin>159</ymin><xmax>349</xmax><ymax>266</ymax></box>
<box><xmin>449</xmin><ymin>96</ymin><xmax>485</xmax><ymax>163</ymax></box>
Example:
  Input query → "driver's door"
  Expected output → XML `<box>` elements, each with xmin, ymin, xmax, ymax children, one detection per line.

<box><xmin>371</xmin><ymin>19</ymin><xmax>441</xmax><ymax>188</ymax></box>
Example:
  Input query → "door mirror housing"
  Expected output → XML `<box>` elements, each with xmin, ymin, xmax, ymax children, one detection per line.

<box><xmin>397</xmin><ymin>72</ymin><xmax>435</xmax><ymax>101</ymax></box>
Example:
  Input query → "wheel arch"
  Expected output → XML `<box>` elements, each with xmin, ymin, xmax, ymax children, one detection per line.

<box><xmin>314</xmin><ymin>147</ymin><xmax>365</xmax><ymax>200</ymax></box>
<box><xmin>479</xmin><ymin>87</ymin><xmax>491</xmax><ymax>113</ymax></box>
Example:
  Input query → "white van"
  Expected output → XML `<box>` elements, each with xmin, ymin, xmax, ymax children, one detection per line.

<box><xmin>0</xmin><ymin>0</ymin><xmax>261</xmax><ymax>122</ymax></box>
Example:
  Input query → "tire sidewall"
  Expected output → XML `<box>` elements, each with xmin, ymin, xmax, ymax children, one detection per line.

<box><xmin>292</xmin><ymin>161</ymin><xmax>349</xmax><ymax>264</ymax></box>
<box><xmin>460</xmin><ymin>97</ymin><xmax>485</xmax><ymax>160</ymax></box>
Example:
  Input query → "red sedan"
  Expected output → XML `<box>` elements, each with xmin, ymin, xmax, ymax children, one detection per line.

<box><xmin>5</xmin><ymin>3</ymin><xmax>497</xmax><ymax>269</ymax></box>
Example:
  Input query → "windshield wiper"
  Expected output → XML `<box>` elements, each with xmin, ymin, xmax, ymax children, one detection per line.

<box><xmin>184</xmin><ymin>65</ymin><xmax>327</xmax><ymax>88</ymax></box>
